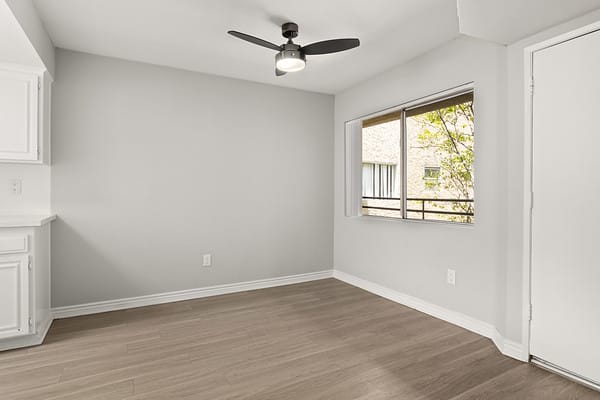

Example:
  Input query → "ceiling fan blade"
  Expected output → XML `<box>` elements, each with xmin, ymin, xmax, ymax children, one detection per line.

<box><xmin>275</xmin><ymin>68</ymin><xmax>287</xmax><ymax>77</ymax></box>
<box><xmin>302</xmin><ymin>38</ymin><xmax>360</xmax><ymax>55</ymax></box>
<box><xmin>227</xmin><ymin>31</ymin><xmax>282</xmax><ymax>51</ymax></box>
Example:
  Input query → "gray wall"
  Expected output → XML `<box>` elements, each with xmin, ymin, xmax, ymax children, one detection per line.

<box><xmin>51</xmin><ymin>49</ymin><xmax>334</xmax><ymax>307</ymax></box>
<box><xmin>334</xmin><ymin>37</ymin><xmax>507</xmax><ymax>332</ymax></box>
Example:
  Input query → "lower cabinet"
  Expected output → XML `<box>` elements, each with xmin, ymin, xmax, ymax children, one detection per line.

<box><xmin>0</xmin><ymin>216</ymin><xmax>54</xmax><ymax>351</ymax></box>
<box><xmin>0</xmin><ymin>255</ymin><xmax>30</xmax><ymax>339</ymax></box>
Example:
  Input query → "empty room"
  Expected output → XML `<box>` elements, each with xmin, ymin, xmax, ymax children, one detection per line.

<box><xmin>1</xmin><ymin>0</ymin><xmax>599</xmax><ymax>398</ymax></box>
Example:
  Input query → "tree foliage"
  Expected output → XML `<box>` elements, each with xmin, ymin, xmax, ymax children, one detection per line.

<box><xmin>413</xmin><ymin>101</ymin><xmax>474</xmax><ymax>222</ymax></box>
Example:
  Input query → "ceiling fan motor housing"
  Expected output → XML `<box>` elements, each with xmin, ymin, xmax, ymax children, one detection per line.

<box><xmin>282</xmin><ymin>22</ymin><xmax>299</xmax><ymax>39</ymax></box>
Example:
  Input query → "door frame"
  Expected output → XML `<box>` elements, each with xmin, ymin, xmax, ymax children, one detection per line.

<box><xmin>522</xmin><ymin>20</ymin><xmax>600</xmax><ymax>362</ymax></box>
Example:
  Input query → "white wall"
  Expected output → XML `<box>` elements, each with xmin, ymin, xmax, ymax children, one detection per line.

<box><xmin>0</xmin><ymin>164</ymin><xmax>50</xmax><ymax>214</ymax></box>
<box><xmin>0</xmin><ymin>1</ymin><xmax>43</xmax><ymax>69</ymax></box>
<box><xmin>334</xmin><ymin>37</ymin><xmax>507</xmax><ymax>331</ymax></box>
<box><xmin>51</xmin><ymin>49</ymin><xmax>334</xmax><ymax>307</ymax></box>
<box><xmin>4</xmin><ymin>0</ymin><xmax>55</xmax><ymax>77</ymax></box>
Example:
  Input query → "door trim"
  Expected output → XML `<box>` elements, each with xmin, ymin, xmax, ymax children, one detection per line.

<box><xmin>522</xmin><ymin>20</ymin><xmax>600</xmax><ymax>362</ymax></box>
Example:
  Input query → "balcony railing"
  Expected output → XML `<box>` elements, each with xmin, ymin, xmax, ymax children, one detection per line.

<box><xmin>362</xmin><ymin>196</ymin><xmax>474</xmax><ymax>219</ymax></box>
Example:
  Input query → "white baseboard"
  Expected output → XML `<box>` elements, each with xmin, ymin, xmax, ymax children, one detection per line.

<box><xmin>492</xmin><ymin>330</ymin><xmax>529</xmax><ymax>361</ymax></box>
<box><xmin>52</xmin><ymin>270</ymin><xmax>333</xmax><ymax>319</ymax></box>
<box><xmin>333</xmin><ymin>269</ymin><xmax>527</xmax><ymax>361</ymax></box>
<box><xmin>50</xmin><ymin>268</ymin><xmax>527</xmax><ymax>362</ymax></box>
<box><xmin>0</xmin><ymin>314</ymin><xmax>53</xmax><ymax>352</ymax></box>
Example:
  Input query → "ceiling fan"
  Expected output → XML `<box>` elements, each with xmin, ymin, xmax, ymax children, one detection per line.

<box><xmin>227</xmin><ymin>22</ymin><xmax>360</xmax><ymax>76</ymax></box>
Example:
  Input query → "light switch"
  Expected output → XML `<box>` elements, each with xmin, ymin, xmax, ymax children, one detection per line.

<box><xmin>202</xmin><ymin>254</ymin><xmax>212</xmax><ymax>267</ymax></box>
<box><xmin>447</xmin><ymin>269</ymin><xmax>456</xmax><ymax>286</ymax></box>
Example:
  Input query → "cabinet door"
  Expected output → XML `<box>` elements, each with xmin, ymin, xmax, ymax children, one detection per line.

<box><xmin>0</xmin><ymin>69</ymin><xmax>39</xmax><ymax>161</ymax></box>
<box><xmin>0</xmin><ymin>256</ymin><xmax>30</xmax><ymax>339</ymax></box>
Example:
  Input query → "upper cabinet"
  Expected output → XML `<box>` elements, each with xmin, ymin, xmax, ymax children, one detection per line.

<box><xmin>0</xmin><ymin>67</ymin><xmax>49</xmax><ymax>164</ymax></box>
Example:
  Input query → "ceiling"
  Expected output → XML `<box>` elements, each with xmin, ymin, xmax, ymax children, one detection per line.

<box><xmin>458</xmin><ymin>0</ymin><xmax>600</xmax><ymax>44</ymax></box>
<box><xmin>31</xmin><ymin>0</ymin><xmax>460</xmax><ymax>94</ymax></box>
<box><xmin>29</xmin><ymin>0</ymin><xmax>600</xmax><ymax>94</ymax></box>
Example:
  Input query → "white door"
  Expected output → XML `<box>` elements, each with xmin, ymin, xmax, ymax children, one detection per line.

<box><xmin>0</xmin><ymin>69</ymin><xmax>39</xmax><ymax>161</ymax></box>
<box><xmin>0</xmin><ymin>256</ymin><xmax>30</xmax><ymax>339</ymax></box>
<box><xmin>530</xmin><ymin>29</ymin><xmax>600</xmax><ymax>385</ymax></box>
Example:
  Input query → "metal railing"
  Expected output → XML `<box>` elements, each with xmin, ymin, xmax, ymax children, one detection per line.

<box><xmin>362</xmin><ymin>196</ymin><xmax>474</xmax><ymax>219</ymax></box>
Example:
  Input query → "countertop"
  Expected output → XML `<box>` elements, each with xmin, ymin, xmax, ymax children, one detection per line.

<box><xmin>0</xmin><ymin>215</ymin><xmax>57</xmax><ymax>228</ymax></box>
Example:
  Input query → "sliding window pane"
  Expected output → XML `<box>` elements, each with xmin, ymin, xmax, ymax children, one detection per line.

<box><xmin>405</xmin><ymin>93</ymin><xmax>475</xmax><ymax>223</ymax></box>
<box><xmin>361</xmin><ymin>114</ymin><xmax>401</xmax><ymax>218</ymax></box>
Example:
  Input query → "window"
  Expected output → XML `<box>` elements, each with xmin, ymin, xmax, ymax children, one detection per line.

<box><xmin>362</xmin><ymin>163</ymin><xmax>397</xmax><ymax>198</ymax></box>
<box><xmin>423</xmin><ymin>166</ymin><xmax>441</xmax><ymax>182</ymax></box>
<box><xmin>358</xmin><ymin>90</ymin><xmax>474</xmax><ymax>223</ymax></box>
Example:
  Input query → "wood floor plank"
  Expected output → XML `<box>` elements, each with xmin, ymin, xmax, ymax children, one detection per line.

<box><xmin>0</xmin><ymin>279</ymin><xmax>597</xmax><ymax>399</ymax></box>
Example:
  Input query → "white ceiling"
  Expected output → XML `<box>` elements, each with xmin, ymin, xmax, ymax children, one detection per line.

<box><xmin>29</xmin><ymin>0</ymin><xmax>600</xmax><ymax>93</ymax></box>
<box><xmin>458</xmin><ymin>0</ymin><xmax>600</xmax><ymax>44</ymax></box>
<box><xmin>31</xmin><ymin>0</ymin><xmax>460</xmax><ymax>94</ymax></box>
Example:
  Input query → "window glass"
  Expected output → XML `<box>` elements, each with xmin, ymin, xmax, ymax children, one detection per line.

<box><xmin>361</xmin><ymin>118</ymin><xmax>401</xmax><ymax>218</ymax></box>
<box><xmin>405</xmin><ymin>95</ymin><xmax>474</xmax><ymax>223</ymax></box>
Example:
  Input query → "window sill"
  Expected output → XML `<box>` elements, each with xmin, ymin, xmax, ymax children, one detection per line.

<box><xmin>357</xmin><ymin>214</ymin><xmax>475</xmax><ymax>228</ymax></box>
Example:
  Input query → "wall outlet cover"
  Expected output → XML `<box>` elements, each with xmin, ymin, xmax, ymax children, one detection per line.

<box><xmin>9</xmin><ymin>179</ymin><xmax>22</xmax><ymax>195</ymax></box>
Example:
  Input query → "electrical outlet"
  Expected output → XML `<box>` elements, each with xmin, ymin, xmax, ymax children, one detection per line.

<box><xmin>202</xmin><ymin>254</ymin><xmax>212</xmax><ymax>267</ymax></box>
<box><xmin>9</xmin><ymin>179</ymin><xmax>22</xmax><ymax>195</ymax></box>
<box><xmin>447</xmin><ymin>269</ymin><xmax>456</xmax><ymax>286</ymax></box>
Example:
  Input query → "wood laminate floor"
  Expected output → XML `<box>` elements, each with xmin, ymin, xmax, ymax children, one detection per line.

<box><xmin>1</xmin><ymin>279</ymin><xmax>598</xmax><ymax>399</ymax></box>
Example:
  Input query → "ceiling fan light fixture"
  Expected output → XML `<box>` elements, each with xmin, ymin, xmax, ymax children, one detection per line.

<box><xmin>228</xmin><ymin>23</ymin><xmax>359</xmax><ymax>76</ymax></box>
<box><xmin>275</xmin><ymin>50</ymin><xmax>306</xmax><ymax>72</ymax></box>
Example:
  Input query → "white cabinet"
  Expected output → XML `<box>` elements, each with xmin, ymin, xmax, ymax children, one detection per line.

<box><xmin>0</xmin><ymin>255</ymin><xmax>29</xmax><ymax>339</ymax></box>
<box><xmin>0</xmin><ymin>69</ymin><xmax>39</xmax><ymax>162</ymax></box>
<box><xmin>0</xmin><ymin>215</ymin><xmax>55</xmax><ymax>351</ymax></box>
<box><xmin>0</xmin><ymin>66</ymin><xmax>52</xmax><ymax>164</ymax></box>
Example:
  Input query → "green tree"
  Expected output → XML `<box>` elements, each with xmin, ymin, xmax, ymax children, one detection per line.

<box><xmin>413</xmin><ymin>101</ymin><xmax>474</xmax><ymax>222</ymax></box>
